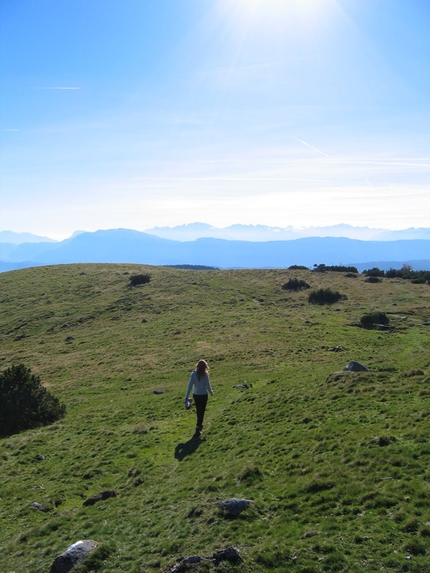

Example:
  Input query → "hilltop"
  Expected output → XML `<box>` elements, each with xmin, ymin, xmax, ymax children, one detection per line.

<box><xmin>0</xmin><ymin>264</ymin><xmax>429</xmax><ymax>572</ymax></box>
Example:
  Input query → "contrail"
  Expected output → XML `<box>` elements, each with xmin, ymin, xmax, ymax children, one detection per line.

<box><xmin>292</xmin><ymin>136</ymin><xmax>332</xmax><ymax>158</ymax></box>
<box><xmin>364</xmin><ymin>177</ymin><xmax>375</xmax><ymax>190</ymax></box>
<box><xmin>37</xmin><ymin>87</ymin><xmax>80</xmax><ymax>90</ymax></box>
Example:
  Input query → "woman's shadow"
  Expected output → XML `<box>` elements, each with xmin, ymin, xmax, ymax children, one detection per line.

<box><xmin>174</xmin><ymin>436</ymin><xmax>203</xmax><ymax>461</ymax></box>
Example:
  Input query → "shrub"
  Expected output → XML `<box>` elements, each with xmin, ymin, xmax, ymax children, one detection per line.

<box><xmin>385</xmin><ymin>268</ymin><xmax>403</xmax><ymax>278</ymax></box>
<box><xmin>282</xmin><ymin>278</ymin><xmax>310</xmax><ymax>291</ymax></box>
<box><xmin>360</xmin><ymin>312</ymin><xmax>389</xmax><ymax>329</ymax></box>
<box><xmin>363</xmin><ymin>267</ymin><xmax>385</xmax><ymax>277</ymax></box>
<box><xmin>308</xmin><ymin>288</ymin><xmax>345</xmax><ymax>305</ymax></box>
<box><xmin>313</xmin><ymin>264</ymin><xmax>358</xmax><ymax>273</ymax></box>
<box><xmin>0</xmin><ymin>364</ymin><xmax>66</xmax><ymax>436</ymax></box>
<box><xmin>364</xmin><ymin>276</ymin><xmax>381</xmax><ymax>283</ymax></box>
<box><xmin>288</xmin><ymin>265</ymin><xmax>309</xmax><ymax>270</ymax></box>
<box><xmin>129</xmin><ymin>273</ymin><xmax>151</xmax><ymax>287</ymax></box>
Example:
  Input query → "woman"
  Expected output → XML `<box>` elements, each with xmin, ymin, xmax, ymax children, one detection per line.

<box><xmin>185</xmin><ymin>359</ymin><xmax>214</xmax><ymax>438</ymax></box>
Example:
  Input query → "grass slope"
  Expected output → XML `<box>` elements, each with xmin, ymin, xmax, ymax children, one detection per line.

<box><xmin>0</xmin><ymin>264</ymin><xmax>430</xmax><ymax>573</ymax></box>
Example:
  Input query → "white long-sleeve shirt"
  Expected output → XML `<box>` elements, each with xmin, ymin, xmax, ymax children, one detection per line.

<box><xmin>185</xmin><ymin>371</ymin><xmax>214</xmax><ymax>399</ymax></box>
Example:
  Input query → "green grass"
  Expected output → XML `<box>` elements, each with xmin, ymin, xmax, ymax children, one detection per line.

<box><xmin>0</xmin><ymin>264</ymin><xmax>429</xmax><ymax>572</ymax></box>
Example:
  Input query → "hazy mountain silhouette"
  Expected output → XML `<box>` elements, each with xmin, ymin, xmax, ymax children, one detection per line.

<box><xmin>0</xmin><ymin>231</ymin><xmax>57</xmax><ymax>244</ymax></box>
<box><xmin>1</xmin><ymin>228</ymin><xmax>429</xmax><ymax>271</ymax></box>
<box><xmin>144</xmin><ymin>222</ymin><xmax>430</xmax><ymax>242</ymax></box>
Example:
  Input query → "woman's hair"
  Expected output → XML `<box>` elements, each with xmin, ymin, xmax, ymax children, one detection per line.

<box><xmin>195</xmin><ymin>359</ymin><xmax>209</xmax><ymax>380</ymax></box>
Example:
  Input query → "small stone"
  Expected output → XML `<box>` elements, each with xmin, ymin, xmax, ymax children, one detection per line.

<box><xmin>141</xmin><ymin>318</ymin><xmax>148</xmax><ymax>323</ymax></box>
<box><xmin>184</xmin><ymin>556</ymin><xmax>201</xmax><ymax>564</ymax></box>
<box><xmin>65</xmin><ymin>336</ymin><xmax>75</xmax><ymax>342</ymax></box>
<box><xmin>36</xmin><ymin>454</ymin><xmax>45</xmax><ymax>461</ymax></box>
<box><xmin>219</xmin><ymin>498</ymin><xmax>253</xmax><ymax>516</ymax></box>
<box><xmin>153</xmin><ymin>388</ymin><xmax>165</xmax><ymax>395</ymax></box>
<box><xmin>343</xmin><ymin>361</ymin><xmax>369</xmax><ymax>372</ymax></box>
<box><xmin>30</xmin><ymin>502</ymin><xmax>48</xmax><ymax>512</ymax></box>
<box><xmin>212</xmin><ymin>546</ymin><xmax>242</xmax><ymax>564</ymax></box>
<box><xmin>83</xmin><ymin>490</ymin><xmax>117</xmax><ymax>507</ymax></box>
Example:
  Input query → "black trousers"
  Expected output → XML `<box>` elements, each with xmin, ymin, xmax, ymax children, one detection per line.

<box><xmin>193</xmin><ymin>393</ymin><xmax>208</xmax><ymax>429</ymax></box>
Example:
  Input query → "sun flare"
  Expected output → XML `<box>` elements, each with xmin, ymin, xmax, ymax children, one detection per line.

<box><xmin>219</xmin><ymin>0</ymin><xmax>335</xmax><ymax>35</ymax></box>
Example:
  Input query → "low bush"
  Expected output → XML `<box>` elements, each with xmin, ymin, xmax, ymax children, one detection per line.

<box><xmin>364</xmin><ymin>276</ymin><xmax>381</xmax><ymax>283</ymax></box>
<box><xmin>360</xmin><ymin>312</ymin><xmax>389</xmax><ymax>329</ymax></box>
<box><xmin>0</xmin><ymin>364</ymin><xmax>66</xmax><ymax>436</ymax></box>
<box><xmin>308</xmin><ymin>288</ymin><xmax>345</xmax><ymax>305</ymax></box>
<box><xmin>314</xmin><ymin>264</ymin><xmax>358</xmax><ymax>273</ymax></box>
<box><xmin>363</xmin><ymin>267</ymin><xmax>385</xmax><ymax>277</ymax></box>
<box><xmin>129</xmin><ymin>273</ymin><xmax>151</xmax><ymax>287</ymax></box>
<box><xmin>282</xmin><ymin>278</ymin><xmax>310</xmax><ymax>291</ymax></box>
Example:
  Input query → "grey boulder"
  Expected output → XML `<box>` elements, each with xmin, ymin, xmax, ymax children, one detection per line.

<box><xmin>50</xmin><ymin>540</ymin><xmax>97</xmax><ymax>573</ymax></box>
<box><xmin>343</xmin><ymin>361</ymin><xmax>370</xmax><ymax>372</ymax></box>
<box><xmin>219</xmin><ymin>498</ymin><xmax>253</xmax><ymax>516</ymax></box>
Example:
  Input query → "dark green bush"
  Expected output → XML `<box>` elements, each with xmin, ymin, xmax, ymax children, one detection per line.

<box><xmin>0</xmin><ymin>364</ymin><xmax>66</xmax><ymax>436</ymax></box>
<box><xmin>364</xmin><ymin>276</ymin><xmax>381</xmax><ymax>283</ymax></box>
<box><xmin>313</xmin><ymin>264</ymin><xmax>358</xmax><ymax>273</ymax></box>
<box><xmin>308</xmin><ymin>288</ymin><xmax>345</xmax><ymax>305</ymax></box>
<box><xmin>129</xmin><ymin>273</ymin><xmax>151</xmax><ymax>287</ymax></box>
<box><xmin>288</xmin><ymin>265</ymin><xmax>309</xmax><ymax>270</ymax></box>
<box><xmin>363</xmin><ymin>267</ymin><xmax>385</xmax><ymax>277</ymax></box>
<box><xmin>360</xmin><ymin>312</ymin><xmax>389</xmax><ymax>329</ymax></box>
<box><xmin>282</xmin><ymin>278</ymin><xmax>310</xmax><ymax>291</ymax></box>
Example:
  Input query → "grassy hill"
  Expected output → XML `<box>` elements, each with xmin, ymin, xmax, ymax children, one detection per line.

<box><xmin>0</xmin><ymin>264</ymin><xmax>429</xmax><ymax>573</ymax></box>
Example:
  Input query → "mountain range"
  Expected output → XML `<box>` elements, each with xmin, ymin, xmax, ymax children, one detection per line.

<box><xmin>1</xmin><ymin>227</ymin><xmax>429</xmax><ymax>272</ymax></box>
<box><xmin>145</xmin><ymin>223</ymin><xmax>430</xmax><ymax>242</ymax></box>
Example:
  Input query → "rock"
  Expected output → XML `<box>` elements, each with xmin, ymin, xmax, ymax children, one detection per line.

<box><xmin>50</xmin><ymin>540</ymin><xmax>97</xmax><ymax>573</ymax></box>
<box><xmin>343</xmin><ymin>361</ymin><xmax>369</xmax><ymax>372</ymax></box>
<box><xmin>170</xmin><ymin>556</ymin><xmax>201</xmax><ymax>573</ymax></box>
<box><xmin>212</xmin><ymin>546</ymin><xmax>242</xmax><ymax>564</ymax></box>
<box><xmin>30</xmin><ymin>502</ymin><xmax>48</xmax><ymax>512</ymax></box>
<box><xmin>141</xmin><ymin>318</ymin><xmax>148</xmax><ymax>323</ymax></box>
<box><xmin>184</xmin><ymin>555</ymin><xmax>201</xmax><ymax>564</ymax></box>
<box><xmin>219</xmin><ymin>498</ymin><xmax>253</xmax><ymax>516</ymax></box>
<box><xmin>35</xmin><ymin>454</ymin><xmax>45</xmax><ymax>461</ymax></box>
<box><xmin>65</xmin><ymin>336</ymin><xmax>75</xmax><ymax>342</ymax></box>
<box><xmin>331</xmin><ymin>346</ymin><xmax>345</xmax><ymax>352</ymax></box>
<box><xmin>233</xmin><ymin>381</ymin><xmax>252</xmax><ymax>389</ymax></box>
<box><xmin>153</xmin><ymin>388</ymin><xmax>165</xmax><ymax>394</ymax></box>
<box><xmin>83</xmin><ymin>490</ymin><xmax>117</xmax><ymax>506</ymax></box>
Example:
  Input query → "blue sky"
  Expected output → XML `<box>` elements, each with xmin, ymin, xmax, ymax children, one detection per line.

<box><xmin>1</xmin><ymin>0</ymin><xmax>429</xmax><ymax>239</ymax></box>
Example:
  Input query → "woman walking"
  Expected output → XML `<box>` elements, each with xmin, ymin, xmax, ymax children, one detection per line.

<box><xmin>185</xmin><ymin>359</ymin><xmax>214</xmax><ymax>438</ymax></box>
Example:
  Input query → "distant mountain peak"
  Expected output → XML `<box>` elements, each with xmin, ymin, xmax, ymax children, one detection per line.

<box><xmin>0</xmin><ymin>230</ymin><xmax>57</xmax><ymax>245</ymax></box>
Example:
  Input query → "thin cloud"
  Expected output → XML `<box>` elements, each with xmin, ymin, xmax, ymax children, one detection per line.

<box><xmin>3</xmin><ymin>128</ymin><xmax>19</xmax><ymax>132</ymax></box>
